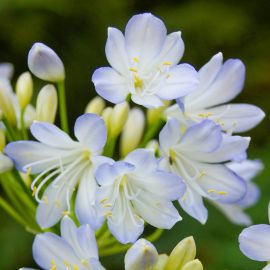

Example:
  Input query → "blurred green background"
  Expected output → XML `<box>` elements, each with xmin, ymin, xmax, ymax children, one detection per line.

<box><xmin>0</xmin><ymin>0</ymin><xmax>269</xmax><ymax>269</ymax></box>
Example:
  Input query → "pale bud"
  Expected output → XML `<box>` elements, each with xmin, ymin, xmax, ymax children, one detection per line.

<box><xmin>181</xmin><ymin>259</ymin><xmax>203</xmax><ymax>270</ymax></box>
<box><xmin>16</xmin><ymin>72</ymin><xmax>33</xmax><ymax>109</ymax></box>
<box><xmin>0</xmin><ymin>80</ymin><xmax>17</xmax><ymax>126</ymax></box>
<box><xmin>110</xmin><ymin>102</ymin><xmax>129</xmax><ymax>138</ymax></box>
<box><xmin>28</xmin><ymin>42</ymin><xmax>65</xmax><ymax>82</ymax></box>
<box><xmin>0</xmin><ymin>63</ymin><xmax>14</xmax><ymax>80</ymax></box>
<box><xmin>147</xmin><ymin>101</ymin><xmax>171</xmax><ymax>126</ymax></box>
<box><xmin>36</xmin><ymin>84</ymin><xmax>58</xmax><ymax>123</ymax></box>
<box><xmin>85</xmin><ymin>96</ymin><xmax>105</xmax><ymax>115</ymax></box>
<box><xmin>0</xmin><ymin>153</ymin><xmax>13</xmax><ymax>173</ymax></box>
<box><xmin>125</xmin><ymin>239</ymin><xmax>158</xmax><ymax>270</ymax></box>
<box><xmin>153</xmin><ymin>254</ymin><xmax>169</xmax><ymax>270</ymax></box>
<box><xmin>164</xmin><ymin>237</ymin><xmax>196</xmax><ymax>270</ymax></box>
<box><xmin>146</xmin><ymin>140</ymin><xmax>159</xmax><ymax>153</ymax></box>
<box><xmin>101</xmin><ymin>107</ymin><xmax>113</xmax><ymax>135</ymax></box>
<box><xmin>120</xmin><ymin>108</ymin><xmax>145</xmax><ymax>157</ymax></box>
<box><xmin>0</xmin><ymin>129</ymin><xmax>6</xmax><ymax>151</ymax></box>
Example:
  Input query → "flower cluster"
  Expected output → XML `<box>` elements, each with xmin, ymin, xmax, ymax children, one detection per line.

<box><xmin>0</xmin><ymin>12</ymin><xmax>265</xmax><ymax>269</ymax></box>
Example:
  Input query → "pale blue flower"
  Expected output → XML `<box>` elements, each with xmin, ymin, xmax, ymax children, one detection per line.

<box><xmin>5</xmin><ymin>113</ymin><xmax>110</xmax><ymax>229</ymax></box>
<box><xmin>92</xmin><ymin>13</ymin><xmax>198</xmax><ymax>108</ymax></box>
<box><xmin>166</xmin><ymin>52</ymin><xmax>265</xmax><ymax>133</ymax></box>
<box><xmin>214</xmin><ymin>160</ymin><xmax>263</xmax><ymax>226</ymax></box>
<box><xmin>20</xmin><ymin>216</ymin><xmax>105</xmax><ymax>270</ymax></box>
<box><xmin>95</xmin><ymin>149</ymin><xmax>185</xmax><ymax>243</ymax></box>
<box><xmin>239</xmin><ymin>202</ymin><xmax>270</xmax><ymax>269</ymax></box>
<box><xmin>159</xmin><ymin>118</ymin><xmax>249</xmax><ymax>224</ymax></box>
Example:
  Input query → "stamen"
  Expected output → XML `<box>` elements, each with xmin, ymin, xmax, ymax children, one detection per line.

<box><xmin>133</xmin><ymin>75</ymin><xmax>143</xmax><ymax>89</ymax></box>
<box><xmin>50</xmin><ymin>260</ymin><xmax>56</xmax><ymax>270</ymax></box>
<box><xmin>32</xmin><ymin>186</ymin><xmax>37</xmax><ymax>196</ymax></box>
<box><xmin>62</xmin><ymin>211</ymin><xmax>70</xmax><ymax>216</ymax></box>
<box><xmin>169</xmin><ymin>149</ymin><xmax>177</xmax><ymax>165</ymax></box>
<box><xmin>163</xmin><ymin>61</ymin><xmax>172</xmax><ymax>66</ymax></box>
<box><xmin>73</xmin><ymin>265</ymin><xmax>79</xmax><ymax>270</ymax></box>
<box><xmin>81</xmin><ymin>259</ymin><xmax>89</xmax><ymax>267</ymax></box>
<box><xmin>207</xmin><ymin>189</ymin><xmax>227</xmax><ymax>195</ymax></box>
<box><xmin>100</xmin><ymin>198</ymin><xmax>108</xmax><ymax>204</ymax></box>
<box><xmin>133</xmin><ymin>57</ymin><xmax>139</xmax><ymax>63</ymax></box>
<box><xmin>43</xmin><ymin>196</ymin><xmax>49</xmax><ymax>205</ymax></box>
<box><xmin>105</xmin><ymin>211</ymin><xmax>113</xmax><ymax>218</ymax></box>
<box><xmin>129</xmin><ymin>67</ymin><xmax>138</xmax><ymax>72</ymax></box>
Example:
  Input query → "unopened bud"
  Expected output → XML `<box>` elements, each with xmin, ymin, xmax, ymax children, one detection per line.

<box><xmin>0</xmin><ymin>129</ymin><xmax>6</xmax><ymax>151</ymax></box>
<box><xmin>16</xmin><ymin>72</ymin><xmax>33</xmax><ymax>109</ymax></box>
<box><xmin>28</xmin><ymin>42</ymin><xmax>65</xmax><ymax>82</ymax></box>
<box><xmin>0</xmin><ymin>80</ymin><xmax>17</xmax><ymax>126</ymax></box>
<box><xmin>0</xmin><ymin>63</ymin><xmax>14</xmax><ymax>80</ymax></box>
<box><xmin>36</xmin><ymin>84</ymin><xmax>58</xmax><ymax>123</ymax></box>
<box><xmin>110</xmin><ymin>102</ymin><xmax>129</xmax><ymax>138</ymax></box>
<box><xmin>0</xmin><ymin>153</ymin><xmax>13</xmax><ymax>173</ymax></box>
<box><xmin>120</xmin><ymin>108</ymin><xmax>145</xmax><ymax>157</ymax></box>
<box><xmin>146</xmin><ymin>140</ymin><xmax>160</xmax><ymax>155</ymax></box>
<box><xmin>164</xmin><ymin>237</ymin><xmax>196</xmax><ymax>270</ymax></box>
<box><xmin>101</xmin><ymin>107</ymin><xmax>113</xmax><ymax>135</ymax></box>
<box><xmin>85</xmin><ymin>96</ymin><xmax>105</xmax><ymax>115</ymax></box>
<box><xmin>181</xmin><ymin>259</ymin><xmax>203</xmax><ymax>270</ymax></box>
<box><xmin>153</xmin><ymin>254</ymin><xmax>169</xmax><ymax>270</ymax></box>
<box><xmin>147</xmin><ymin>101</ymin><xmax>171</xmax><ymax>126</ymax></box>
<box><xmin>125</xmin><ymin>239</ymin><xmax>158</xmax><ymax>270</ymax></box>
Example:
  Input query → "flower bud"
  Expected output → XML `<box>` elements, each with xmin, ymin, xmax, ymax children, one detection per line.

<box><xmin>120</xmin><ymin>108</ymin><xmax>145</xmax><ymax>157</ymax></box>
<box><xmin>181</xmin><ymin>259</ymin><xmax>203</xmax><ymax>270</ymax></box>
<box><xmin>101</xmin><ymin>107</ymin><xmax>113</xmax><ymax>135</ymax></box>
<box><xmin>147</xmin><ymin>101</ymin><xmax>170</xmax><ymax>126</ymax></box>
<box><xmin>164</xmin><ymin>237</ymin><xmax>196</xmax><ymax>270</ymax></box>
<box><xmin>36</xmin><ymin>84</ymin><xmax>58</xmax><ymax>123</ymax></box>
<box><xmin>16</xmin><ymin>72</ymin><xmax>33</xmax><ymax>109</ymax></box>
<box><xmin>0</xmin><ymin>129</ymin><xmax>6</xmax><ymax>151</ymax></box>
<box><xmin>125</xmin><ymin>239</ymin><xmax>158</xmax><ymax>270</ymax></box>
<box><xmin>0</xmin><ymin>153</ymin><xmax>13</xmax><ymax>173</ymax></box>
<box><xmin>0</xmin><ymin>80</ymin><xmax>17</xmax><ymax>126</ymax></box>
<box><xmin>28</xmin><ymin>42</ymin><xmax>65</xmax><ymax>82</ymax></box>
<box><xmin>153</xmin><ymin>254</ymin><xmax>169</xmax><ymax>270</ymax></box>
<box><xmin>85</xmin><ymin>96</ymin><xmax>106</xmax><ymax>115</ymax></box>
<box><xmin>110</xmin><ymin>102</ymin><xmax>129</xmax><ymax>138</ymax></box>
<box><xmin>0</xmin><ymin>63</ymin><xmax>14</xmax><ymax>80</ymax></box>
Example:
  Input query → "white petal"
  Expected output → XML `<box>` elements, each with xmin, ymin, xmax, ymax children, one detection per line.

<box><xmin>237</xmin><ymin>182</ymin><xmax>260</xmax><ymax>208</ymax></box>
<box><xmin>157</xmin><ymin>64</ymin><xmax>199</xmax><ymax>100</ymax></box>
<box><xmin>74</xmin><ymin>114</ymin><xmax>106</xmax><ymax>153</ymax></box>
<box><xmin>32</xmin><ymin>233</ymin><xmax>80</xmax><ymax>270</ymax></box>
<box><xmin>133</xmin><ymin>190</ymin><xmax>181</xmax><ymax>229</ymax></box>
<box><xmin>125</xmin><ymin>13</ymin><xmax>166</xmax><ymax>69</ymax></box>
<box><xmin>0</xmin><ymin>153</ymin><xmax>13</xmax><ymax>173</ymax></box>
<box><xmin>195</xmin><ymin>162</ymin><xmax>247</xmax><ymax>203</ymax></box>
<box><xmin>191</xmin><ymin>134</ymin><xmax>250</xmax><ymax>163</ymax></box>
<box><xmin>179</xmin><ymin>187</ymin><xmax>208</xmax><ymax>224</ymax></box>
<box><xmin>0</xmin><ymin>63</ymin><xmax>14</xmax><ymax>80</ymax></box>
<box><xmin>92</xmin><ymin>67</ymin><xmax>129</xmax><ymax>104</ymax></box>
<box><xmin>178</xmin><ymin>120</ymin><xmax>222</xmax><ymax>154</ymax></box>
<box><xmin>124</xmin><ymin>239</ymin><xmax>158</xmax><ymax>270</ymax></box>
<box><xmin>30</xmin><ymin>121</ymin><xmax>77</xmax><ymax>149</ymax></box>
<box><xmin>131</xmin><ymin>94</ymin><xmax>164</xmax><ymax>109</ymax></box>
<box><xmin>205</xmin><ymin>104</ymin><xmax>265</xmax><ymax>133</ymax></box>
<box><xmin>263</xmin><ymin>265</ymin><xmax>270</xmax><ymax>270</ymax></box>
<box><xmin>239</xmin><ymin>224</ymin><xmax>270</xmax><ymax>261</ymax></box>
<box><xmin>214</xmin><ymin>202</ymin><xmax>251</xmax><ymax>226</ymax></box>
<box><xmin>24</xmin><ymin>104</ymin><xmax>36</xmax><ymax>128</ymax></box>
<box><xmin>105</xmin><ymin>27</ymin><xmax>129</xmax><ymax>75</ymax></box>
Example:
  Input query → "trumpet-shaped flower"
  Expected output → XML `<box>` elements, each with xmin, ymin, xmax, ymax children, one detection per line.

<box><xmin>92</xmin><ymin>13</ymin><xmax>199</xmax><ymax>108</ymax></box>
<box><xmin>239</xmin><ymin>202</ymin><xmax>270</xmax><ymax>270</ymax></box>
<box><xmin>20</xmin><ymin>216</ymin><xmax>105</xmax><ymax>270</ymax></box>
<box><xmin>124</xmin><ymin>236</ymin><xmax>203</xmax><ymax>270</ymax></box>
<box><xmin>5</xmin><ymin>113</ymin><xmax>110</xmax><ymax>229</ymax></box>
<box><xmin>214</xmin><ymin>159</ymin><xmax>262</xmax><ymax>226</ymax></box>
<box><xmin>159</xmin><ymin>118</ymin><xmax>249</xmax><ymax>224</ymax></box>
<box><xmin>95</xmin><ymin>149</ymin><xmax>185</xmax><ymax>243</ymax></box>
<box><xmin>166</xmin><ymin>52</ymin><xmax>265</xmax><ymax>133</ymax></box>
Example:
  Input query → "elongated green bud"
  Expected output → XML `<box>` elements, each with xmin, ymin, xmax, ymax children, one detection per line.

<box><xmin>16</xmin><ymin>72</ymin><xmax>33</xmax><ymax>109</ymax></box>
<box><xmin>181</xmin><ymin>259</ymin><xmax>203</xmax><ymax>270</ymax></box>
<box><xmin>0</xmin><ymin>129</ymin><xmax>6</xmax><ymax>151</ymax></box>
<box><xmin>85</xmin><ymin>96</ymin><xmax>105</xmax><ymax>115</ymax></box>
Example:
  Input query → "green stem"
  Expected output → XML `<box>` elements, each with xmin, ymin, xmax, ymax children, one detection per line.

<box><xmin>103</xmin><ymin>137</ymin><xmax>116</xmax><ymax>157</ymax></box>
<box><xmin>2</xmin><ymin>118</ymin><xmax>17</xmax><ymax>141</ymax></box>
<box><xmin>20</xmin><ymin>107</ymin><xmax>28</xmax><ymax>139</ymax></box>
<box><xmin>146</xmin><ymin>228</ymin><xmax>163</xmax><ymax>242</ymax></box>
<box><xmin>57</xmin><ymin>81</ymin><xmax>69</xmax><ymax>133</ymax></box>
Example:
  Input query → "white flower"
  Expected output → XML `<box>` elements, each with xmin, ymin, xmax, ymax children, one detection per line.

<box><xmin>95</xmin><ymin>149</ymin><xmax>185</xmax><ymax>243</ymax></box>
<box><xmin>21</xmin><ymin>216</ymin><xmax>105</xmax><ymax>270</ymax></box>
<box><xmin>5</xmin><ymin>113</ymin><xmax>110</xmax><ymax>229</ymax></box>
<box><xmin>166</xmin><ymin>52</ymin><xmax>265</xmax><ymax>133</ymax></box>
<box><xmin>92</xmin><ymin>13</ymin><xmax>199</xmax><ymax>108</ymax></box>
<box><xmin>214</xmin><ymin>159</ymin><xmax>263</xmax><ymax>226</ymax></box>
<box><xmin>28</xmin><ymin>42</ymin><xmax>65</xmax><ymax>82</ymax></box>
<box><xmin>159</xmin><ymin>118</ymin><xmax>249</xmax><ymax>224</ymax></box>
<box><xmin>0</xmin><ymin>62</ymin><xmax>14</xmax><ymax>80</ymax></box>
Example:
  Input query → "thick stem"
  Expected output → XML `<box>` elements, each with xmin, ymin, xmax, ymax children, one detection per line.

<box><xmin>57</xmin><ymin>81</ymin><xmax>69</xmax><ymax>133</ymax></box>
<box><xmin>20</xmin><ymin>107</ymin><xmax>28</xmax><ymax>140</ymax></box>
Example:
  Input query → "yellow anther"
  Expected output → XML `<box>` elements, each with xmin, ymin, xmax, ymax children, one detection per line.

<box><xmin>102</xmin><ymin>203</ymin><xmax>112</xmax><ymax>208</ymax></box>
<box><xmin>198</xmin><ymin>171</ymin><xmax>206</xmax><ymax>179</ymax></box>
<box><xmin>50</xmin><ymin>260</ymin><xmax>56</xmax><ymax>270</ymax></box>
<box><xmin>73</xmin><ymin>265</ymin><xmax>79</xmax><ymax>270</ymax></box>
<box><xmin>133</xmin><ymin>57</ymin><xmax>139</xmax><ymax>63</ymax></box>
<box><xmin>180</xmin><ymin>124</ymin><xmax>187</xmax><ymax>134</ymax></box>
<box><xmin>62</xmin><ymin>211</ymin><xmax>70</xmax><ymax>216</ymax></box>
<box><xmin>64</xmin><ymin>260</ymin><xmax>70</xmax><ymax>268</ymax></box>
<box><xmin>129</xmin><ymin>67</ymin><xmax>138</xmax><ymax>72</ymax></box>
<box><xmin>169</xmin><ymin>148</ymin><xmax>177</xmax><ymax>165</ymax></box>
<box><xmin>81</xmin><ymin>259</ymin><xmax>89</xmax><ymax>267</ymax></box>
<box><xmin>198</xmin><ymin>112</ymin><xmax>213</xmax><ymax>118</ymax></box>
<box><xmin>100</xmin><ymin>198</ymin><xmax>108</xmax><ymax>204</ymax></box>
<box><xmin>43</xmin><ymin>196</ymin><xmax>49</xmax><ymax>205</ymax></box>
<box><xmin>208</xmin><ymin>189</ymin><xmax>227</xmax><ymax>195</ymax></box>
<box><xmin>82</xmin><ymin>150</ymin><xmax>90</xmax><ymax>160</ymax></box>
<box><xmin>26</xmin><ymin>166</ymin><xmax>32</xmax><ymax>176</ymax></box>
<box><xmin>163</xmin><ymin>61</ymin><xmax>172</xmax><ymax>66</ymax></box>
<box><xmin>218</xmin><ymin>191</ymin><xmax>228</xmax><ymax>195</ymax></box>
<box><xmin>134</xmin><ymin>75</ymin><xmax>143</xmax><ymax>89</ymax></box>
<box><xmin>105</xmin><ymin>211</ymin><xmax>113</xmax><ymax>218</ymax></box>
<box><xmin>32</xmin><ymin>186</ymin><xmax>37</xmax><ymax>196</ymax></box>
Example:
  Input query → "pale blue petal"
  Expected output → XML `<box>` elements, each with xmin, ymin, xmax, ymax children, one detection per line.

<box><xmin>179</xmin><ymin>187</ymin><xmax>208</xmax><ymax>224</ymax></box>
<box><xmin>0</xmin><ymin>62</ymin><xmax>14</xmax><ymax>80</ymax></box>
<box><xmin>92</xmin><ymin>67</ymin><xmax>129</xmax><ymax>104</ymax></box>
<box><xmin>263</xmin><ymin>265</ymin><xmax>270</xmax><ymax>270</ymax></box>
<box><xmin>157</xmin><ymin>64</ymin><xmax>199</xmax><ymax>100</ymax></box>
<box><xmin>131</xmin><ymin>94</ymin><xmax>164</xmax><ymax>108</ymax></box>
<box><xmin>237</xmin><ymin>182</ymin><xmax>260</xmax><ymax>208</ymax></box>
<box><xmin>74</xmin><ymin>114</ymin><xmax>107</xmax><ymax>153</ymax></box>
<box><xmin>239</xmin><ymin>224</ymin><xmax>270</xmax><ymax>261</ymax></box>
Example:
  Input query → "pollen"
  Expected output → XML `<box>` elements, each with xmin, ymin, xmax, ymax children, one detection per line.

<box><xmin>163</xmin><ymin>61</ymin><xmax>172</xmax><ymax>66</ymax></box>
<box><xmin>169</xmin><ymin>148</ymin><xmax>177</xmax><ymax>165</ymax></box>
<box><xmin>73</xmin><ymin>265</ymin><xmax>79</xmax><ymax>270</ymax></box>
<box><xmin>100</xmin><ymin>198</ymin><xmax>108</xmax><ymax>204</ymax></box>
<box><xmin>129</xmin><ymin>67</ymin><xmax>138</xmax><ymax>72</ymax></box>
<box><xmin>133</xmin><ymin>75</ymin><xmax>143</xmax><ymax>89</ymax></box>
<box><xmin>198</xmin><ymin>112</ymin><xmax>213</xmax><ymax>118</ymax></box>
<box><xmin>64</xmin><ymin>260</ymin><xmax>70</xmax><ymax>268</ymax></box>
<box><xmin>208</xmin><ymin>189</ymin><xmax>227</xmax><ymax>195</ymax></box>
<box><xmin>50</xmin><ymin>260</ymin><xmax>56</xmax><ymax>270</ymax></box>
<box><xmin>82</xmin><ymin>150</ymin><xmax>90</xmax><ymax>160</ymax></box>
<box><xmin>133</xmin><ymin>57</ymin><xmax>139</xmax><ymax>63</ymax></box>
<box><xmin>81</xmin><ymin>259</ymin><xmax>90</xmax><ymax>267</ymax></box>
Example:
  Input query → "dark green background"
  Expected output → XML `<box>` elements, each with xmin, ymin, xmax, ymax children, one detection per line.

<box><xmin>0</xmin><ymin>0</ymin><xmax>269</xmax><ymax>269</ymax></box>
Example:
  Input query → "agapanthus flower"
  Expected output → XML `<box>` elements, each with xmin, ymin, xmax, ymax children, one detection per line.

<box><xmin>239</xmin><ymin>202</ymin><xmax>270</xmax><ymax>270</ymax></box>
<box><xmin>5</xmin><ymin>113</ymin><xmax>110</xmax><ymax>229</ymax></box>
<box><xmin>20</xmin><ymin>216</ymin><xmax>105</xmax><ymax>270</ymax></box>
<box><xmin>92</xmin><ymin>13</ymin><xmax>199</xmax><ymax>108</ymax></box>
<box><xmin>124</xmin><ymin>236</ymin><xmax>203</xmax><ymax>270</ymax></box>
<box><xmin>214</xmin><ymin>159</ymin><xmax>263</xmax><ymax>226</ymax></box>
<box><xmin>95</xmin><ymin>149</ymin><xmax>185</xmax><ymax>243</ymax></box>
<box><xmin>159</xmin><ymin>118</ymin><xmax>249</xmax><ymax>224</ymax></box>
<box><xmin>166</xmin><ymin>52</ymin><xmax>265</xmax><ymax>134</ymax></box>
